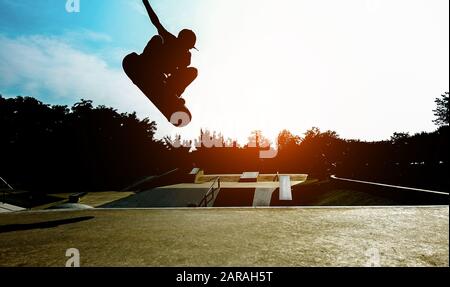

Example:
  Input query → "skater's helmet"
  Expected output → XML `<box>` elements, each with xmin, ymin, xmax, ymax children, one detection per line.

<box><xmin>178</xmin><ymin>29</ymin><xmax>197</xmax><ymax>50</ymax></box>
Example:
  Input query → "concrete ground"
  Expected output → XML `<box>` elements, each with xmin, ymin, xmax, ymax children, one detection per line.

<box><xmin>0</xmin><ymin>206</ymin><xmax>447</xmax><ymax>267</ymax></box>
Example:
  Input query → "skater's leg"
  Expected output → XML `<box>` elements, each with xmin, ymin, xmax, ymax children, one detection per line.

<box><xmin>167</xmin><ymin>67</ymin><xmax>198</xmax><ymax>97</ymax></box>
<box><xmin>181</xmin><ymin>67</ymin><xmax>198</xmax><ymax>87</ymax></box>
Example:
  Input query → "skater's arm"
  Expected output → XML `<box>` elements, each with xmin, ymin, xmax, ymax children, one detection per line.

<box><xmin>142</xmin><ymin>0</ymin><xmax>173</xmax><ymax>39</ymax></box>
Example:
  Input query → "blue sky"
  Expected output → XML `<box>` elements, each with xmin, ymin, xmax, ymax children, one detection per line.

<box><xmin>0</xmin><ymin>0</ymin><xmax>197</xmax><ymax>67</ymax></box>
<box><xmin>0</xmin><ymin>0</ymin><xmax>206</xmax><ymax>139</ymax></box>
<box><xmin>1</xmin><ymin>0</ymin><xmax>449</xmax><ymax>143</ymax></box>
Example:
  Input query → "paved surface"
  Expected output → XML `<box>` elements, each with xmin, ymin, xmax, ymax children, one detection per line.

<box><xmin>0</xmin><ymin>206</ymin><xmax>447</xmax><ymax>267</ymax></box>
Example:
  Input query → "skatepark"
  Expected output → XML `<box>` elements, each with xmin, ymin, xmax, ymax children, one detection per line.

<box><xmin>0</xmin><ymin>170</ymin><xmax>448</xmax><ymax>267</ymax></box>
<box><xmin>0</xmin><ymin>0</ymin><xmax>448</xmax><ymax>271</ymax></box>
<box><xmin>26</xmin><ymin>169</ymin><xmax>442</xmax><ymax>209</ymax></box>
<box><xmin>101</xmin><ymin>172</ymin><xmax>308</xmax><ymax>208</ymax></box>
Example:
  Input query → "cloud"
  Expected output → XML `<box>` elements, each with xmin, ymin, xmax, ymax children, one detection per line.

<box><xmin>64</xmin><ymin>29</ymin><xmax>113</xmax><ymax>44</ymax></box>
<box><xmin>0</xmin><ymin>34</ymin><xmax>171</xmax><ymax>133</ymax></box>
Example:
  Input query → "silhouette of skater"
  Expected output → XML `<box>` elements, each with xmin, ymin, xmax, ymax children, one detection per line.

<box><xmin>142</xmin><ymin>0</ymin><xmax>198</xmax><ymax>96</ymax></box>
<box><xmin>122</xmin><ymin>0</ymin><xmax>198</xmax><ymax>127</ymax></box>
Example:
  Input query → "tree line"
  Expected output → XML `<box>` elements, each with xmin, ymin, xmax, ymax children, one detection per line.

<box><xmin>1</xmin><ymin>92</ymin><xmax>448</xmax><ymax>193</ymax></box>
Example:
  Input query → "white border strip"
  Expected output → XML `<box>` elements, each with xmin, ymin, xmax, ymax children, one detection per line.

<box><xmin>331</xmin><ymin>175</ymin><xmax>449</xmax><ymax>196</ymax></box>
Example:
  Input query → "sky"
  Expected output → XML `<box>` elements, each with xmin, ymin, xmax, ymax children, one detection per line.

<box><xmin>0</xmin><ymin>0</ymin><xmax>448</xmax><ymax>144</ymax></box>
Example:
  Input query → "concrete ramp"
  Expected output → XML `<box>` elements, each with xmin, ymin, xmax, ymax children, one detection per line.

<box><xmin>0</xmin><ymin>203</ymin><xmax>25</xmax><ymax>213</ymax></box>
<box><xmin>102</xmin><ymin>187</ymin><xmax>209</xmax><ymax>208</ymax></box>
<box><xmin>252</xmin><ymin>188</ymin><xmax>276</xmax><ymax>206</ymax></box>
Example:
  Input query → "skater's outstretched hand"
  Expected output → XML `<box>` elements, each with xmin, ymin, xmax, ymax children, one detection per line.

<box><xmin>142</xmin><ymin>0</ymin><xmax>176</xmax><ymax>42</ymax></box>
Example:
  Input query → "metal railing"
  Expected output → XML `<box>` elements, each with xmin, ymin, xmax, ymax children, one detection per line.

<box><xmin>330</xmin><ymin>175</ymin><xmax>449</xmax><ymax>196</ymax></box>
<box><xmin>0</xmin><ymin>177</ymin><xmax>13</xmax><ymax>190</ymax></box>
<box><xmin>198</xmin><ymin>177</ymin><xmax>221</xmax><ymax>207</ymax></box>
<box><xmin>273</xmin><ymin>172</ymin><xmax>280</xmax><ymax>182</ymax></box>
<box><xmin>1</xmin><ymin>176</ymin><xmax>14</xmax><ymax>203</ymax></box>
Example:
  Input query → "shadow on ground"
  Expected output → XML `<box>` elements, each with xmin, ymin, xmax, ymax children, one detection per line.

<box><xmin>0</xmin><ymin>216</ymin><xmax>94</xmax><ymax>233</ymax></box>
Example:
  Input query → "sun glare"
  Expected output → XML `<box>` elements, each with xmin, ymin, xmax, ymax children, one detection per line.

<box><xmin>158</xmin><ymin>0</ymin><xmax>448</xmax><ymax>145</ymax></box>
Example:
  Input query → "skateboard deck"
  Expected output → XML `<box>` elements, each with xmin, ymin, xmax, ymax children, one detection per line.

<box><xmin>122</xmin><ymin>53</ymin><xmax>192</xmax><ymax>127</ymax></box>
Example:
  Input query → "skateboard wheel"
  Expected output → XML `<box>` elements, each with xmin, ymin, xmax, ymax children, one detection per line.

<box><xmin>170</xmin><ymin>111</ymin><xmax>192</xmax><ymax>127</ymax></box>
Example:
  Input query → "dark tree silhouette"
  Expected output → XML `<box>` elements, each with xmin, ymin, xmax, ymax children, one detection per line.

<box><xmin>0</xmin><ymin>95</ymin><xmax>185</xmax><ymax>193</ymax></box>
<box><xmin>433</xmin><ymin>92</ymin><xmax>449</xmax><ymax>126</ymax></box>
<box><xmin>277</xmin><ymin>130</ymin><xmax>301</xmax><ymax>151</ymax></box>
<box><xmin>1</xmin><ymin>94</ymin><xmax>448</xmax><ymax>194</ymax></box>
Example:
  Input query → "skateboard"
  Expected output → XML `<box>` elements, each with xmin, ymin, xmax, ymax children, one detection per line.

<box><xmin>122</xmin><ymin>52</ymin><xmax>192</xmax><ymax>127</ymax></box>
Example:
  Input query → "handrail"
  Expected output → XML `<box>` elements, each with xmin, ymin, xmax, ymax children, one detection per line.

<box><xmin>331</xmin><ymin>175</ymin><xmax>449</xmax><ymax>196</ymax></box>
<box><xmin>1</xmin><ymin>176</ymin><xmax>14</xmax><ymax>203</ymax></box>
<box><xmin>273</xmin><ymin>172</ymin><xmax>279</xmax><ymax>182</ymax></box>
<box><xmin>198</xmin><ymin>176</ymin><xmax>221</xmax><ymax>207</ymax></box>
<box><xmin>0</xmin><ymin>177</ymin><xmax>14</xmax><ymax>190</ymax></box>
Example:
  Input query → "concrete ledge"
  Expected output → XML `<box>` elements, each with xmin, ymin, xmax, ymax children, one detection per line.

<box><xmin>239</xmin><ymin>172</ymin><xmax>259</xmax><ymax>183</ymax></box>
